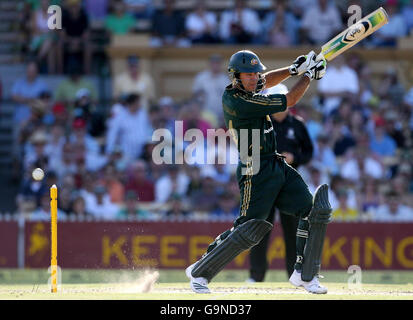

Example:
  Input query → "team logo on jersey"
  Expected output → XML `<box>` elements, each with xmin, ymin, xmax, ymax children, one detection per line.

<box><xmin>251</xmin><ymin>58</ymin><xmax>258</xmax><ymax>65</ymax></box>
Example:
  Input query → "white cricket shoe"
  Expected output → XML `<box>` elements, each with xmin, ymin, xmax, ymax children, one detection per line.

<box><xmin>289</xmin><ymin>269</ymin><xmax>328</xmax><ymax>294</ymax></box>
<box><xmin>185</xmin><ymin>263</ymin><xmax>210</xmax><ymax>294</ymax></box>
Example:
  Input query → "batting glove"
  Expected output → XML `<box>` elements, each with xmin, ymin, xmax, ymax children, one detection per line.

<box><xmin>289</xmin><ymin>51</ymin><xmax>317</xmax><ymax>76</ymax></box>
<box><xmin>304</xmin><ymin>58</ymin><xmax>327</xmax><ymax>81</ymax></box>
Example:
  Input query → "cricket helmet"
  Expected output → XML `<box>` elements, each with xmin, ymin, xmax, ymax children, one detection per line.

<box><xmin>228</xmin><ymin>50</ymin><xmax>267</xmax><ymax>93</ymax></box>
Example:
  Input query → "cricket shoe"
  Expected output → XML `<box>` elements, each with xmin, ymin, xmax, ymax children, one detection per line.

<box><xmin>289</xmin><ymin>269</ymin><xmax>328</xmax><ymax>294</ymax></box>
<box><xmin>185</xmin><ymin>263</ymin><xmax>210</xmax><ymax>294</ymax></box>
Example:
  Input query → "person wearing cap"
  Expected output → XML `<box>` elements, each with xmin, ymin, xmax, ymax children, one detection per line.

<box><xmin>192</xmin><ymin>54</ymin><xmax>229</xmax><ymax>123</ymax></box>
<box><xmin>113</xmin><ymin>55</ymin><xmax>155</xmax><ymax>110</ymax></box>
<box><xmin>185</xmin><ymin>49</ymin><xmax>331</xmax><ymax>294</ymax></box>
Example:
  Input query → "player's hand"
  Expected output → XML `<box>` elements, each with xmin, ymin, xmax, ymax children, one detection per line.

<box><xmin>288</xmin><ymin>51</ymin><xmax>316</xmax><ymax>76</ymax></box>
<box><xmin>304</xmin><ymin>56</ymin><xmax>327</xmax><ymax>81</ymax></box>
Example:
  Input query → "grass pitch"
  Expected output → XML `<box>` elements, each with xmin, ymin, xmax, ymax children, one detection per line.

<box><xmin>1</xmin><ymin>269</ymin><xmax>413</xmax><ymax>300</ymax></box>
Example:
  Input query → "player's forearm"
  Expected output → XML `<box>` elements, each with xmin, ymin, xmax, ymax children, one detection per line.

<box><xmin>285</xmin><ymin>76</ymin><xmax>311</xmax><ymax>107</ymax></box>
<box><xmin>263</xmin><ymin>67</ymin><xmax>291</xmax><ymax>88</ymax></box>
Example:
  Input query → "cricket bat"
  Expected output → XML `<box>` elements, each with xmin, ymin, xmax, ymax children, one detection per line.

<box><xmin>317</xmin><ymin>7</ymin><xmax>389</xmax><ymax>62</ymax></box>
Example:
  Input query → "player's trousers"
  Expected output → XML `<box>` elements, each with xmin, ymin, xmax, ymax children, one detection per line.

<box><xmin>203</xmin><ymin>154</ymin><xmax>313</xmax><ymax>260</ymax></box>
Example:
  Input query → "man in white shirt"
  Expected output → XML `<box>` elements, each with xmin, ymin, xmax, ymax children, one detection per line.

<box><xmin>105</xmin><ymin>93</ymin><xmax>153</xmax><ymax>164</ymax></box>
<box><xmin>155</xmin><ymin>164</ymin><xmax>190</xmax><ymax>204</ymax></box>
<box><xmin>85</xmin><ymin>185</ymin><xmax>119</xmax><ymax>220</ymax></box>
<box><xmin>371</xmin><ymin>191</ymin><xmax>413</xmax><ymax>222</ymax></box>
<box><xmin>219</xmin><ymin>0</ymin><xmax>261</xmax><ymax>44</ymax></box>
<box><xmin>185</xmin><ymin>0</ymin><xmax>218</xmax><ymax>43</ymax></box>
<box><xmin>318</xmin><ymin>55</ymin><xmax>359</xmax><ymax>115</ymax></box>
<box><xmin>113</xmin><ymin>55</ymin><xmax>155</xmax><ymax>109</ymax></box>
<box><xmin>300</xmin><ymin>0</ymin><xmax>342</xmax><ymax>45</ymax></box>
<box><xmin>192</xmin><ymin>54</ymin><xmax>229</xmax><ymax>122</ymax></box>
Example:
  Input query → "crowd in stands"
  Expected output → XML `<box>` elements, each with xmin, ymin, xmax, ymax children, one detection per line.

<box><xmin>20</xmin><ymin>0</ymin><xmax>413</xmax><ymax>73</ymax></box>
<box><xmin>7</xmin><ymin>0</ymin><xmax>413</xmax><ymax>222</ymax></box>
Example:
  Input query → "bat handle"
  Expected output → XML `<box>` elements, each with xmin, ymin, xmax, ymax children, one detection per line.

<box><xmin>316</xmin><ymin>53</ymin><xmax>325</xmax><ymax>61</ymax></box>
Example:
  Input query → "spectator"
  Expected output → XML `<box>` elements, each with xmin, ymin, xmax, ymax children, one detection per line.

<box><xmin>69</xmin><ymin>195</ymin><xmax>90</xmax><ymax>218</ymax></box>
<box><xmin>185</xmin><ymin>165</ymin><xmax>202</xmax><ymax>197</ymax></box>
<box><xmin>378</xmin><ymin>67</ymin><xmax>405</xmax><ymax>105</ymax></box>
<box><xmin>358</xmin><ymin>178</ymin><xmax>382</xmax><ymax>214</ymax></box>
<box><xmin>373</xmin><ymin>0</ymin><xmax>407</xmax><ymax>47</ymax></box>
<box><xmin>300</xmin><ymin>0</ymin><xmax>342</xmax><ymax>45</ymax></box>
<box><xmin>155</xmin><ymin>164</ymin><xmax>190</xmax><ymax>204</ymax></box>
<box><xmin>49</xmin><ymin>142</ymin><xmax>77</xmax><ymax>181</ymax></box>
<box><xmin>45</xmin><ymin>124</ymin><xmax>66</xmax><ymax>170</ymax></box>
<box><xmin>117</xmin><ymin>190</ymin><xmax>151</xmax><ymax>220</ymax></box>
<box><xmin>369</xmin><ymin>118</ymin><xmax>397</xmax><ymax>158</ymax></box>
<box><xmin>104</xmin><ymin>0</ymin><xmax>136</xmax><ymax>35</ymax></box>
<box><xmin>331</xmin><ymin>120</ymin><xmax>356</xmax><ymax>157</ymax></box>
<box><xmin>24</xmin><ymin>130</ymin><xmax>50</xmax><ymax>172</ymax></box>
<box><xmin>125</xmin><ymin>160</ymin><xmax>155</xmax><ymax>202</ymax></box>
<box><xmin>16</xmin><ymin>165</ymin><xmax>47</xmax><ymax>210</ymax></box>
<box><xmin>391</xmin><ymin>174</ymin><xmax>413</xmax><ymax>208</ymax></box>
<box><xmin>189</xmin><ymin>173</ymin><xmax>218</xmax><ymax>212</ymax></box>
<box><xmin>185</xmin><ymin>0</ymin><xmax>218</xmax><ymax>44</ymax></box>
<box><xmin>219</xmin><ymin>0</ymin><xmax>261</xmax><ymax>44</ymax></box>
<box><xmin>192</xmin><ymin>54</ymin><xmax>229</xmax><ymax>121</ymax></box>
<box><xmin>318</xmin><ymin>55</ymin><xmax>359</xmax><ymax>116</ymax></box>
<box><xmin>11</xmin><ymin>61</ymin><xmax>49</xmax><ymax>126</ymax></box>
<box><xmin>158</xmin><ymin>96</ymin><xmax>177</xmax><ymax>133</ymax></box>
<box><xmin>85</xmin><ymin>185</ymin><xmax>119</xmax><ymax>220</ymax></box>
<box><xmin>211</xmin><ymin>191</ymin><xmax>239</xmax><ymax>220</ymax></box>
<box><xmin>31</xmin><ymin>193</ymin><xmax>67</xmax><ymax>221</ymax></box>
<box><xmin>113</xmin><ymin>55</ymin><xmax>155</xmax><ymax>109</ymax></box>
<box><xmin>105</xmin><ymin>93</ymin><xmax>153</xmax><ymax>163</ymax></box>
<box><xmin>312</xmin><ymin>133</ymin><xmax>339</xmax><ymax>175</ymax></box>
<box><xmin>150</xmin><ymin>0</ymin><xmax>190</xmax><ymax>47</ymax></box>
<box><xmin>124</xmin><ymin>0</ymin><xmax>155</xmax><ymax>19</ymax></box>
<box><xmin>383</xmin><ymin>110</ymin><xmax>405</xmax><ymax>149</ymax></box>
<box><xmin>55</xmin><ymin>63</ymin><xmax>97</xmax><ymax>106</ymax></box>
<box><xmin>73</xmin><ymin>88</ymin><xmax>106</xmax><ymax>137</ymax></box>
<box><xmin>58</xmin><ymin>0</ymin><xmax>92</xmax><ymax>74</ymax></box>
<box><xmin>180</xmin><ymin>100</ymin><xmax>213</xmax><ymax>139</ymax></box>
<box><xmin>84</xmin><ymin>0</ymin><xmax>109</xmax><ymax>23</ymax></box>
<box><xmin>103</xmin><ymin>164</ymin><xmax>125</xmax><ymax>204</ymax></box>
<box><xmin>340</xmin><ymin>146</ymin><xmax>384</xmax><ymax>182</ymax></box>
<box><xmin>70</xmin><ymin>118</ymin><xmax>107</xmax><ymax>172</ymax></box>
<box><xmin>332</xmin><ymin>189</ymin><xmax>359</xmax><ymax>221</ymax></box>
<box><xmin>262</xmin><ymin>0</ymin><xmax>299</xmax><ymax>46</ymax></box>
<box><xmin>370</xmin><ymin>190</ymin><xmax>413</xmax><ymax>222</ymax></box>
<box><xmin>29</xmin><ymin>0</ymin><xmax>58</xmax><ymax>73</ymax></box>
<box><xmin>402</xmin><ymin>0</ymin><xmax>413</xmax><ymax>34</ymax></box>
<box><xmin>164</xmin><ymin>193</ymin><xmax>190</xmax><ymax>219</ymax></box>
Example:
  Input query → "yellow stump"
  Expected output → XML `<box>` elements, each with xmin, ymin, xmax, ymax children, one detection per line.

<box><xmin>50</xmin><ymin>184</ymin><xmax>58</xmax><ymax>293</ymax></box>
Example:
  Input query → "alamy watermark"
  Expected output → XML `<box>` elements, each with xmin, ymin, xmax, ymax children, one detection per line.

<box><xmin>151</xmin><ymin>121</ymin><xmax>262</xmax><ymax>175</ymax></box>
<box><xmin>47</xmin><ymin>5</ymin><xmax>62</xmax><ymax>30</ymax></box>
<box><xmin>347</xmin><ymin>265</ymin><xmax>362</xmax><ymax>290</ymax></box>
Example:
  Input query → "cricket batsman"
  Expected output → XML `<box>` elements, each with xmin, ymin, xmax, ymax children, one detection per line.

<box><xmin>186</xmin><ymin>49</ymin><xmax>332</xmax><ymax>294</ymax></box>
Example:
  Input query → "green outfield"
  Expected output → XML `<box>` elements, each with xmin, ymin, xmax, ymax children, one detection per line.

<box><xmin>1</xmin><ymin>269</ymin><xmax>413</xmax><ymax>300</ymax></box>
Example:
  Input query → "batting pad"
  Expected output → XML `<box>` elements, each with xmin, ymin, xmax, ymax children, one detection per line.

<box><xmin>191</xmin><ymin>219</ymin><xmax>273</xmax><ymax>282</ymax></box>
<box><xmin>301</xmin><ymin>184</ymin><xmax>332</xmax><ymax>282</ymax></box>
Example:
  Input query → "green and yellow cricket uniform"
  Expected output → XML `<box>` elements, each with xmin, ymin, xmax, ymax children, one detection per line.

<box><xmin>222</xmin><ymin>85</ymin><xmax>313</xmax><ymax>227</ymax></box>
